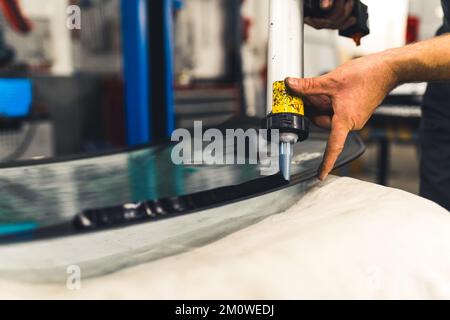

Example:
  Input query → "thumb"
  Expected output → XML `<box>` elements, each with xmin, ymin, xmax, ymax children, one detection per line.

<box><xmin>285</xmin><ymin>76</ymin><xmax>330</xmax><ymax>96</ymax></box>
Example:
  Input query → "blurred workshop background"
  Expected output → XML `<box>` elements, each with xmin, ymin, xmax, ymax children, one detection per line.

<box><xmin>0</xmin><ymin>0</ymin><xmax>442</xmax><ymax>194</ymax></box>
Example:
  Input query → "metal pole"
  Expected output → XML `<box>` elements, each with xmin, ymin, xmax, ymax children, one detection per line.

<box><xmin>121</xmin><ymin>0</ymin><xmax>151</xmax><ymax>146</ymax></box>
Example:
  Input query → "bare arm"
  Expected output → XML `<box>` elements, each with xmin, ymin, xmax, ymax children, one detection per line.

<box><xmin>286</xmin><ymin>34</ymin><xmax>450</xmax><ymax>181</ymax></box>
<box><xmin>387</xmin><ymin>34</ymin><xmax>450</xmax><ymax>83</ymax></box>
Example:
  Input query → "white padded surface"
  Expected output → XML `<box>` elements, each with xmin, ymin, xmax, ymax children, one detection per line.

<box><xmin>1</xmin><ymin>177</ymin><xmax>449</xmax><ymax>299</ymax></box>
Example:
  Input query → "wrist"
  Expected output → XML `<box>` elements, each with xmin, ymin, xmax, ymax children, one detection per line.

<box><xmin>378</xmin><ymin>49</ymin><xmax>404</xmax><ymax>90</ymax></box>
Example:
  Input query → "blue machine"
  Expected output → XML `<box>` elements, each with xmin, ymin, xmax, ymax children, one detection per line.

<box><xmin>0</xmin><ymin>79</ymin><xmax>32</xmax><ymax>118</ymax></box>
<box><xmin>121</xmin><ymin>0</ymin><xmax>177</xmax><ymax>146</ymax></box>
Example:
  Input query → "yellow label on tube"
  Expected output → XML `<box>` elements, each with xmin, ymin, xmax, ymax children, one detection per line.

<box><xmin>272</xmin><ymin>80</ymin><xmax>304</xmax><ymax>115</ymax></box>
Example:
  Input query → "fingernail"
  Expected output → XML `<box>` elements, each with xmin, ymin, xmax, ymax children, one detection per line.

<box><xmin>286</xmin><ymin>77</ymin><xmax>297</xmax><ymax>88</ymax></box>
<box><xmin>321</xmin><ymin>0</ymin><xmax>332</xmax><ymax>9</ymax></box>
<box><xmin>317</xmin><ymin>169</ymin><xmax>324</xmax><ymax>180</ymax></box>
<box><xmin>317</xmin><ymin>164</ymin><xmax>324</xmax><ymax>181</ymax></box>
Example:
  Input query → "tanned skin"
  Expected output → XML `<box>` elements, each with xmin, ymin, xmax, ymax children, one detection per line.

<box><xmin>286</xmin><ymin>34</ymin><xmax>450</xmax><ymax>180</ymax></box>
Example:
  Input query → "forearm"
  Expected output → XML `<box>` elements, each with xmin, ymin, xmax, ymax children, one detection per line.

<box><xmin>382</xmin><ymin>34</ymin><xmax>450</xmax><ymax>84</ymax></box>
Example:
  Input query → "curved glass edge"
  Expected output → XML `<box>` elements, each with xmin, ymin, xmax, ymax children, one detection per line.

<box><xmin>0</xmin><ymin>132</ymin><xmax>365</xmax><ymax>244</ymax></box>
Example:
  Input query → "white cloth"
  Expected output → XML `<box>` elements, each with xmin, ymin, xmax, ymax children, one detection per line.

<box><xmin>1</xmin><ymin>176</ymin><xmax>450</xmax><ymax>299</ymax></box>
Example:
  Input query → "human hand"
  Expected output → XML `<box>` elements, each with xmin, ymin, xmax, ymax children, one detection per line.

<box><xmin>305</xmin><ymin>0</ymin><xmax>357</xmax><ymax>31</ymax></box>
<box><xmin>286</xmin><ymin>52</ymin><xmax>399</xmax><ymax>180</ymax></box>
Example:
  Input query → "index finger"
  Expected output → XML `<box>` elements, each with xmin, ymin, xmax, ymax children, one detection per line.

<box><xmin>318</xmin><ymin>119</ymin><xmax>350</xmax><ymax>180</ymax></box>
<box><xmin>332</xmin><ymin>0</ymin><xmax>355</xmax><ymax>27</ymax></box>
<box><xmin>327</xmin><ymin>0</ymin><xmax>353</xmax><ymax>22</ymax></box>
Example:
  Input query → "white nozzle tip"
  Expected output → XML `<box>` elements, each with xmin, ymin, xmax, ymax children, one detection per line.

<box><xmin>280</xmin><ymin>142</ymin><xmax>292</xmax><ymax>181</ymax></box>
